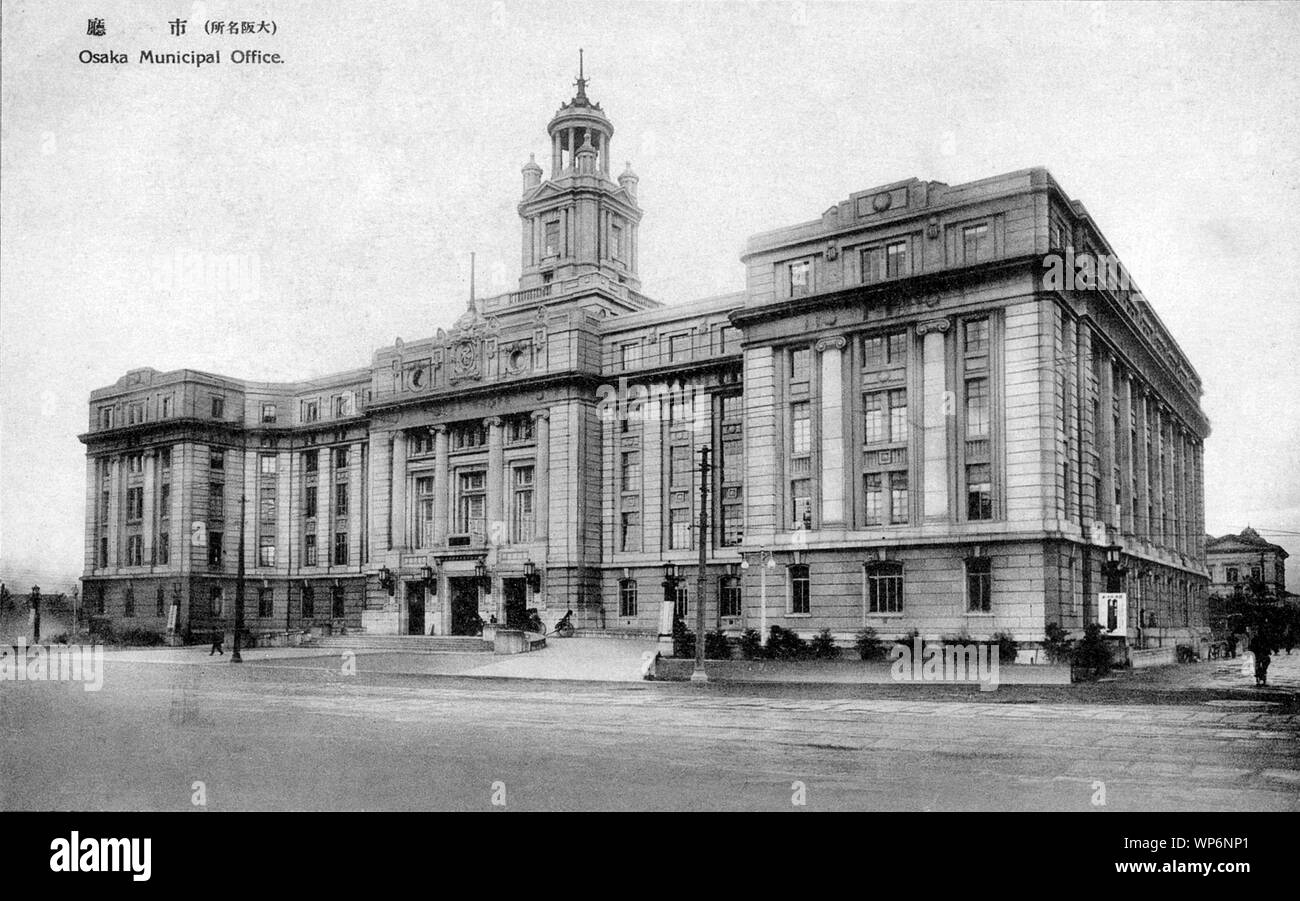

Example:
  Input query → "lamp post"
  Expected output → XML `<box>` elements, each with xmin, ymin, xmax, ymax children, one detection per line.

<box><xmin>231</xmin><ymin>494</ymin><xmax>246</xmax><ymax>663</ymax></box>
<box><xmin>29</xmin><ymin>585</ymin><xmax>41</xmax><ymax>644</ymax></box>
<box><xmin>692</xmin><ymin>445</ymin><xmax>712</xmax><ymax>683</ymax></box>
<box><xmin>739</xmin><ymin>548</ymin><xmax>775</xmax><ymax>646</ymax></box>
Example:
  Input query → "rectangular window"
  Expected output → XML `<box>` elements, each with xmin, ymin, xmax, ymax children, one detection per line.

<box><xmin>126</xmin><ymin>487</ymin><xmax>144</xmax><ymax>521</ymax></box>
<box><xmin>791</xmin><ymin>402</ymin><xmax>811</xmax><ymax>455</ymax></box>
<box><xmin>885</xmin><ymin>241</ymin><xmax>907</xmax><ymax>278</ymax></box>
<box><xmin>258</xmin><ymin>587</ymin><xmax>274</xmax><ymax>618</ymax></box>
<box><xmin>416</xmin><ymin>477</ymin><xmax>436</xmax><ymax>549</ymax></box>
<box><xmin>208</xmin><ymin>483</ymin><xmax>224</xmax><ymax>519</ymax></box>
<box><xmin>513</xmin><ymin>466</ymin><xmax>535</xmax><ymax>542</ymax></box>
<box><xmin>962</xmin><ymin>223</ymin><xmax>990</xmax><ymax>264</ymax></box>
<box><xmin>210</xmin><ymin>448</ymin><xmax>225</xmax><ymax>471</ymax></box>
<box><xmin>208</xmin><ymin>532</ymin><xmax>223</xmax><ymax>567</ymax></box>
<box><xmin>544</xmin><ymin>219</ymin><xmax>560</xmax><ymax>256</ymax></box>
<box><xmin>209</xmin><ymin>586</ymin><xmax>224</xmax><ymax>617</ymax></box>
<box><xmin>452</xmin><ymin>421</ymin><xmax>486</xmax><ymax>449</ymax></box>
<box><xmin>620</xmin><ymin>342</ymin><xmax>641</xmax><ymax>370</ymax></box>
<box><xmin>160</xmin><ymin>396</ymin><xmax>172</xmax><ymax>419</ymax></box>
<box><xmin>304</xmin><ymin>485</ymin><xmax>318</xmax><ymax>519</ymax></box>
<box><xmin>304</xmin><ymin>533</ymin><xmax>318</xmax><ymax>566</ymax></box>
<box><xmin>128</xmin><ymin>453</ymin><xmax>144</xmax><ymax>474</ymax></box>
<box><xmin>159</xmin><ymin>484</ymin><xmax>171</xmax><ymax>519</ymax></box>
<box><xmin>506</xmin><ymin>414</ymin><xmax>535</xmax><ymax>444</ymax></box>
<box><xmin>888</xmin><ymin>389</ymin><xmax>908</xmax><ymax>443</ymax></box>
<box><xmin>123</xmin><ymin>586</ymin><xmax>136</xmax><ymax>617</ymax></box>
<box><xmin>128</xmin><ymin>403</ymin><xmax>143</xmax><ymax>425</ymax></box>
<box><xmin>669</xmin><ymin>333</ymin><xmax>690</xmax><ymax>362</ymax></box>
<box><xmin>458</xmin><ymin>471</ymin><xmax>487</xmax><ymax>535</ymax></box>
<box><xmin>302</xmin><ymin>399</ymin><xmax>320</xmax><ymax>423</ymax></box>
<box><xmin>210</xmin><ymin>396</ymin><xmax>224</xmax><ymax>418</ymax></box>
<box><xmin>965</xmin><ymin>378</ymin><xmax>990</xmax><ymax>438</ymax></box>
<box><xmin>791</xmin><ymin>478</ymin><xmax>812</xmax><ymax>529</ymax></box>
<box><xmin>333</xmin><ymin>446</ymin><xmax>350</xmax><ymax>470</ymax></box>
<box><xmin>261</xmin><ymin>403</ymin><xmax>277</xmax><ymax>423</ymax></box>
<box><xmin>790</xmin><ymin>348</ymin><xmax>811</xmax><ymax>383</ymax></box>
<box><xmin>619</xmin><ymin>579</ymin><xmax>638</xmax><ymax>617</ymax></box>
<box><xmin>335</xmin><ymin>482</ymin><xmax>349</xmax><ymax>518</ymax></box>
<box><xmin>100</xmin><ymin>407</ymin><xmax>115</xmax><ymax>429</ymax></box>
<box><xmin>720</xmin><ymin>576</ymin><xmax>742</xmax><ymax>618</ymax></box>
<box><xmin>621</xmin><ymin>451</ymin><xmax>641</xmax><ymax>492</ymax></box>
<box><xmin>303</xmin><ymin>449</ymin><xmax>318</xmax><ymax>473</ymax></box>
<box><xmin>966</xmin><ymin>558</ymin><xmax>992</xmax><ymax>612</ymax></box>
<box><xmin>126</xmin><ymin>534</ymin><xmax>143</xmax><ymax>566</ymax></box>
<box><xmin>620</xmin><ymin>511</ymin><xmax>641</xmax><ymax>552</ymax></box>
<box><xmin>721</xmin><ymin>438</ymin><xmax>743</xmax><ymax>482</ymax></box>
<box><xmin>861</xmin><ymin>246</ymin><xmax>883</xmax><ymax>284</ymax></box>
<box><xmin>670</xmin><ymin>445</ymin><xmax>692</xmax><ymax>487</ymax></box>
<box><xmin>889</xmin><ymin>472</ymin><xmax>909</xmax><ymax>524</ymax></box>
<box><xmin>670</xmin><ymin>507</ymin><xmax>692</xmax><ymax>550</ymax></box>
<box><xmin>867</xmin><ymin>562</ymin><xmax>904</xmax><ymax>613</ymax></box>
<box><xmin>790</xmin><ymin>565</ymin><xmax>810</xmax><ymax>614</ymax></box>
<box><xmin>863</xmin><ymin>331</ymin><xmax>907</xmax><ymax>369</ymax></box>
<box><xmin>865</xmin><ymin>473</ymin><xmax>884</xmax><ymax>525</ymax></box>
<box><xmin>333</xmin><ymin>394</ymin><xmax>353</xmax><ymax>418</ymax></box>
<box><xmin>331</xmin><ymin>586</ymin><xmax>345</xmax><ymax>618</ymax></box>
<box><xmin>611</xmin><ymin>221</ymin><xmax>625</xmax><ymax>261</ymax></box>
<box><xmin>788</xmin><ymin>260</ymin><xmax>811</xmax><ymax>296</ymax></box>
<box><xmin>333</xmin><ymin>532</ymin><xmax>348</xmax><ymax>565</ymax></box>
<box><xmin>156</xmin><ymin>586</ymin><xmax>166</xmax><ymax>616</ymax></box>
<box><xmin>966</xmin><ymin>463</ymin><xmax>993</xmax><ymax>521</ymax></box>
<box><xmin>99</xmin><ymin>536</ymin><xmax>109</xmax><ymax>567</ymax></box>
<box><xmin>157</xmin><ymin>532</ymin><xmax>169</xmax><ymax>565</ymax></box>
<box><xmin>260</xmin><ymin>454</ymin><xmax>277</xmax><ymax>475</ymax></box>
<box><xmin>301</xmin><ymin>585</ymin><xmax>315</xmax><ymax>618</ymax></box>
<box><xmin>258</xmin><ymin>534</ymin><xmax>276</xmax><ymax>567</ymax></box>
<box><xmin>964</xmin><ymin>318</ymin><xmax>989</xmax><ymax>355</ymax></box>
<box><xmin>159</xmin><ymin>447</ymin><xmax>171</xmax><ymax>471</ymax></box>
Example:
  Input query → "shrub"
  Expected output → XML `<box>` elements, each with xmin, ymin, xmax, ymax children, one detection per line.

<box><xmin>1071</xmin><ymin>623</ymin><xmax>1113</xmax><ymax>676</ymax></box>
<box><xmin>854</xmin><ymin>627</ymin><xmax>885</xmax><ymax>661</ymax></box>
<box><xmin>810</xmin><ymin>628</ymin><xmax>840</xmax><ymax>660</ymax></box>
<box><xmin>672</xmin><ymin>617</ymin><xmax>695</xmax><ymax>658</ymax></box>
<box><xmin>767</xmin><ymin>625</ymin><xmax>808</xmax><ymax>660</ymax></box>
<box><xmin>897</xmin><ymin>627</ymin><xmax>921</xmax><ymax>646</ymax></box>
<box><xmin>738</xmin><ymin>628</ymin><xmax>763</xmax><ymax>660</ymax></box>
<box><xmin>704</xmin><ymin>630</ymin><xmax>732</xmax><ymax>660</ymax></box>
<box><xmin>992</xmin><ymin>630</ymin><xmax>1019</xmax><ymax>664</ymax></box>
<box><xmin>1043</xmin><ymin>622</ymin><xmax>1072</xmax><ymax>663</ymax></box>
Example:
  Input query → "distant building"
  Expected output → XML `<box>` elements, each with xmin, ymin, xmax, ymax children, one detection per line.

<box><xmin>78</xmin><ymin>66</ymin><xmax>1211</xmax><ymax>652</ymax></box>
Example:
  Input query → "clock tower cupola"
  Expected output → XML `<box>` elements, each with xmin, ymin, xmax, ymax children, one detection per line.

<box><xmin>517</xmin><ymin>51</ymin><xmax>643</xmax><ymax>292</ymax></box>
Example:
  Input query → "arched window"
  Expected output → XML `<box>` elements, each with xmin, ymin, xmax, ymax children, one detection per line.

<box><xmin>619</xmin><ymin>578</ymin><xmax>638</xmax><ymax>617</ymax></box>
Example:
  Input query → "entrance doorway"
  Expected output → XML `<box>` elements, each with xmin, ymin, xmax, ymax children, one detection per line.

<box><xmin>449</xmin><ymin>577</ymin><xmax>480</xmax><ymax>636</ymax></box>
<box><xmin>406</xmin><ymin>582</ymin><xmax>425</xmax><ymax>635</ymax></box>
<box><xmin>503</xmin><ymin>578</ymin><xmax>528</xmax><ymax>629</ymax></box>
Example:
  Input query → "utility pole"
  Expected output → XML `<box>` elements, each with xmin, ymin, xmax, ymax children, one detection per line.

<box><xmin>232</xmin><ymin>494</ymin><xmax>247</xmax><ymax>663</ymax></box>
<box><xmin>692</xmin><ymin>445</ymin><xmax>711</xmax><ymax>683</ymax></box>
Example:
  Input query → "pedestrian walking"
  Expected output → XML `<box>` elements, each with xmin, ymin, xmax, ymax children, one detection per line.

<box><xmin>1248</xmin><ymin>631</ymin><xmax>1271</xmax><ymax>687</ymax></box>
<box><xmin>209</xmin><ymin>631</ymin><xmax>224</xmax><ymax>656</ymax></box>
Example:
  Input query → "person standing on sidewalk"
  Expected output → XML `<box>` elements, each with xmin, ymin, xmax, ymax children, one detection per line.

<box><xmin>1248</xmin><ymin>630</ymin><xmax>1272</xmax><ymax>687</ymax></box>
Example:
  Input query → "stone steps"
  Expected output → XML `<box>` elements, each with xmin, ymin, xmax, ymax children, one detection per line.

<box><xmin>311</xmin><ymin>635</ymin><xmax>492</xmax><ymax>654</ymax></box>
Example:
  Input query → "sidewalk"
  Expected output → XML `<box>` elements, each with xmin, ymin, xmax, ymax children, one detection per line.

<box><xmin>1120</xmin><ymin>647</ymin><xmax>1300</xmax><ymax>694</ymax></box>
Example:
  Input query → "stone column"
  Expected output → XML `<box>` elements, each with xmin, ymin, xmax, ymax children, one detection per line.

<box><xmin>432</xmin><ymin>425</ymin><xmax>449</xmax><ymax>546</ymax></box>
<box><xmin>349</xmin><ymin>441</ymin><xmax>363</xmax><ymax>568</ymax></box>
<box><xmin>1117</xmin><ymin>370</ymin><xmax>1134</xmax><ymax>538</ymax></box>
<box><xmin>107</xmin><ymin>456</ymin><xmax>122</xmax><ymax>568</ymax></box>
<box><xmin>532</xmin><ymin>410</ymin><xmax>550</xmax><ymax>542</ymax></box>
<box><xmin>918</xmin><ymin>318</ymin><xmax>951</xmax><ymax>521</ymax></box>
<box><xmin>1133</xmin><ymin>386</ymin><xmax>1149</xmax><ymax>542</ymax></box>
<box><xmin>816</xmin><ymin>336</ymin><xmax>847</xmax><ymax>527</ymax></box>
<box><xmin>391</xmin><ymin>431</ymin><xmax>407</xmax><ymax>550</ymax></box>
<box><xmin>1151</xmin><ymin>404</ymin><xmax>1165</xmax><ymax>547</ymax></box>
<box><xmin>1098</xmin><ymin>353</ymin><xmax>1117</xmax><ymax>531</ymax></box>
<box><xmin>486</xmin><ymin>417</ymin><xmax>504</xmax><ymax>545</ymax></box>
<box><xmin>142</xmin><ymin>450</ymin><xmax>156</xmax><ymax>564</ymax></box>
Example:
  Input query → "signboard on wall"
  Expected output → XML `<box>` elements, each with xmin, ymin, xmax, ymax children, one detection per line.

<box><xmin>1099</xmin><ymin>592</ymin><xmax>1127</xmax><ymax>636</ymax></box>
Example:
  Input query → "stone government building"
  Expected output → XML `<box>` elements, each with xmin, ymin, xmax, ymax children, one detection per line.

<box><xmin>79</xmin><ymin>69</ymin><xmax>1212</xmax><ymax>654</ymax></box>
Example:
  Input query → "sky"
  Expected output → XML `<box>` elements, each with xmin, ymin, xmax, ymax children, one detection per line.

<box><xmin>2</xmin><ymin>0</ymin><xmax>1299</xmax><ymax>593</ymax></box>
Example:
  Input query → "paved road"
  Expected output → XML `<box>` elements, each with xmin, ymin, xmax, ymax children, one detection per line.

<box><xmin>2</xmin><ymin>656</ymin><xmax>1297</xmax><ymax>811</ymax></box>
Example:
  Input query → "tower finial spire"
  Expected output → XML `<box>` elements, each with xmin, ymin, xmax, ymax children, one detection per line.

<box><xmin>574</xmin><ymin>48</ymin><xmax>588</xmax><ymax>99</ymax></box>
